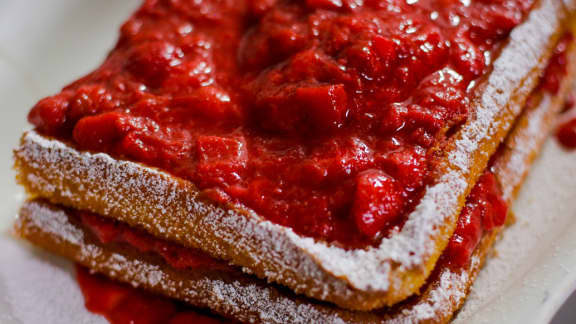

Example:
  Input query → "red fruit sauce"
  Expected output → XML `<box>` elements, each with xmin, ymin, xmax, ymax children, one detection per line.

<box><xmin>76</xmin><ymin>265</ymin><xmax>231</xmax><ymax>324</ymax></box>
<box><xmin>29</xmin><ymin>0</ymin><xmax>534</xmax><ymax>246</ymax></box>
<box><xmin>444</xmin><ymin>171</ymin><xmax>507</xmax><ymax>267</ymax></box>
<box><xmin>557</xmin><ymin>118</ymin><xmax>576</xmax><ymax>148</ymax></box>
<box><xmin>79</xmin><ymin>211</ymin><xmax>230</xmax><ymax>271</ymax></box>
<box><xmin>547</xmin><ymin>32</ymin><xmax>576</xmax><ymax>149</ymax></box>
<box><xmin>540</xmin><ymin>33</ymin><xmax>573</xmax><ymax>95</ymax></box>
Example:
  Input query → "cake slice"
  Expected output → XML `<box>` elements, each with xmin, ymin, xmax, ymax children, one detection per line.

<box><xmin>14</xmin><ymin>28</ymin><xmax>576</xmax><ymax>322</ymax></box>
<box><xmin>13</xmin><ymin>0</ymin><xmax>576</xmax><ymax>310</ymax></box>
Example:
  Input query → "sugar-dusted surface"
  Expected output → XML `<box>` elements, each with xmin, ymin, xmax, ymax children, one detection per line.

<box><xmin>12</xmin><ymin>0</ymin><xmax>570</xmax><ymax>310</ymax></box>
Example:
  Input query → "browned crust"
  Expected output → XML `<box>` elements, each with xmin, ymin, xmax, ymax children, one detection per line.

<box><xmin>12</xmin><ymin>0</ymin><xmax>576</xmax><ymax>311</ymax></box>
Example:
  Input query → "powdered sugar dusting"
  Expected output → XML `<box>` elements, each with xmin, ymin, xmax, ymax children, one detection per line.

<box><xmin>12</xmin><ymin>0</ymin><xmax>568</xmax><ymax>308</ymax></box>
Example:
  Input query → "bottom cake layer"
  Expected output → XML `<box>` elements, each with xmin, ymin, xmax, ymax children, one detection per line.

<box><xmin>12</xmin><ymin>199</ymin><xmax>503</xmax><ymax>324</ymax></box>
<box><xmin>13</xmin><ymin>65</ymin><xmax>572</xmax><ymax>323</ymax></box>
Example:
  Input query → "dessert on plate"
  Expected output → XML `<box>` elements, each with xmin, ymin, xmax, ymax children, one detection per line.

<box><xmin>12</xmin><ymin>0</ymin><xmax>576</xmax><ymax>323</ymax></box>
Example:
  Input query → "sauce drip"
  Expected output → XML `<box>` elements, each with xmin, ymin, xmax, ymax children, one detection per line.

<box><xmin>76</xmin><ymin>265</ymin><xmax>231</xmax><ymax>324</ymax></box>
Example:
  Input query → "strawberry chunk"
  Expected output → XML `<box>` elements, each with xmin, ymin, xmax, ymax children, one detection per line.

<box><xmin>469</xmin><ymin>6</ymin><xmax>523</xmax><ymax>42</ymax></box>
<box><xmin>108</xmin><ymin>292</ymin><xmax>176</xmax><ymax>324</ymax></box>
<box><xmin>196</xmin><ymin>136</ymin><xmax>247</xmax><ymax>165</ymax></box>
<box><xmin>446</xmin><ymin>171</ymin><xmax>507</xmax><ymax>266</ymax></box>
<box><xmin>300</xmin><ymin>137</ymin><xmax>372</xmax><ymax>185</ymax></box>
<box><xmin>195</xmin><ymin>135</ymin><xmax>248</xmax><ymax>187</ymax></box>
<box><xmin>345</xmin><ymin>35</ymin><xmax>398</xmax><ymax>79</ymax></box>
<box><xmin>557</xmin><ymin>118</ymin><xmax>576</xmax><ymax>148</ymax></box>
<box><xmin>445</xmin><ymin>206</ymin><xmax>483</xmax><ymax>267</ymax></box>
<box><xmin>76</xmin><ymin>266</ymin><xmax>132</xmax><ymax>314</ymax></box>
<box><xmin>80</xmin><ymin>212</ymin><xmax>121</xmax><ymax>244</ymax></box>
<box><xmin>128</xmin><ymin>40</ymin><xmax>183</xmax><ymax>85</ymax></box>
<box><xmin>372</xmin><ymin>35</ymin><xmax>397</xmax><ymax>69</ymax></box>
<box><xmin>345</xmin><ymin>41</ymin><xmax>381</xmax><ymax>77</ymax></box>
<box><xmin>73</xmin><ymin>112</ymin><xmax>132</xmax><ymax>150</ymax></box>
<box><xmin>475</xmin><ymin>172</ymin><xmax>508</xmax><ymax>230</ymax></box>
<box><xmin>377</xmin><ymin>146</ymin><xmax>426</xmax><ymax>189</ymax></box>
<box><xmin>380</xmin><ymin>103</ymin><xmax>408</xmax><ymax>134</ymax></box>
<box><xmin>171</xmin><ymin>86</ymin><xmax>239</xmax><ymax>121</ymax></box>
<box><xmin>295</xmin><ymin>84</ymin><xmax>348</xmax><ymax>132</ymax></box>
<box><xmin>154</xmin><ymin>241</ymin><xmax>223</xmax><ymax>269</ymax></box>
<box><xmin>122</xmin><ymin>228</ymin><xmax>155</xmax><ymax>253</ymax></box>
<box><xmin>451</xmin><ymin>35</ymin><xmax>486</xmax><ymax>79</ymax></box>
<box><xmin>254</xmin><ymin>83</ymin><xmax>348</xmax><ymax>134</ymax></box>
<box><xmin>74</xmin><ymin>112</ymin><xmax>160</xmax><ymax>152</ymax></box>
<box><xmin>380</xmin><ymin>103</ymin><xmax>444</xmax><ymax>144</ymax></box>
<box><xmin>352</xmin><ymin>169</ymin><xmax>405</xmax><ymax>238</ymax></box>
<box><xmin>68</xmin><ymin>84</ymin><xmax>115</xmax><ymax>122</ymax></box>
<box><xmin>119</xmin><ymin>132</ymin><xmax>161</xmax><ymax>162</ymax></box>
<box><xmin>28</xmin><ymin>94</ymin><xmax>70</xmax><ymax>135</ymax></box>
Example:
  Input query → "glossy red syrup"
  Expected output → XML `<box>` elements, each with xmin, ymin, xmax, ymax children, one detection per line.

<box><xmin>80</xmin><ymin>211</ymin><xmax>230</xmax><ymax>271</ymax></box>
<box><xmin>548</xmin><ymin>33</ymin><xmax>576</xmax><ymax>149</ymax></box>
<box><xmin>29</xmin><ymin>0</ymin><xmax>534</xmax><ymax>246</ymax></box>
<box><xmin>541</xmin><ymin>33</ymin><xmax>573</xmax><ymax>95</ymax></box>
<box><xmin>557</xmin><ymin>118</ymin><xmax>576</xmax><ymax>148</ymax></box>
<box><xmin>444</xmin><ymin>171</ymin><xmax>507</xmax><ymax>267</ymax></box>
<box><xmin>76</xmin><ymin>265</ymin><xmax>230</xmax><ymax>324</ymax></box>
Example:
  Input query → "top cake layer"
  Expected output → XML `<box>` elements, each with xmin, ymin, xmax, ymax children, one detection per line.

<box><xmin>27</xmin><ymin>0</ymin><xmax>535</xmax><ymax>247</ymax></box>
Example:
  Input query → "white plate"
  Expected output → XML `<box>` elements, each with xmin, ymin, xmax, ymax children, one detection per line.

<box><xmin>0</xmin><ymin>1</ymin><xmax>575</xmax><ymax>323</ymax></box>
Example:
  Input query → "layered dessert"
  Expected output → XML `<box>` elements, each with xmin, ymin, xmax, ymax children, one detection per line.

<box><xmin>12</xmin><ymin>0</ymin><xmax>576</xmax><ymax>322</ymax></box>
